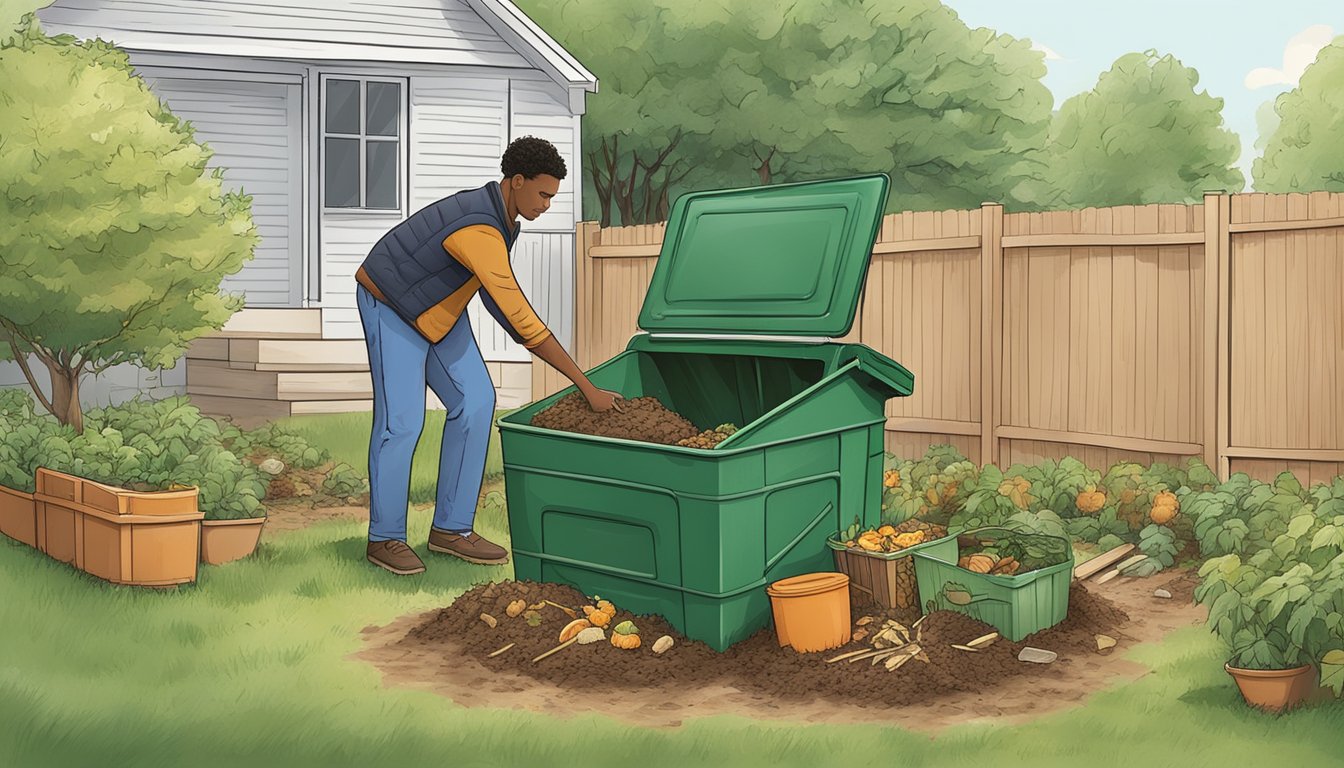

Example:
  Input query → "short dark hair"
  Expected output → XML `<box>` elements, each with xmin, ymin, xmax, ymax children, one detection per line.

<box><xmin>501</xmin><ymin>136</ymin><xmax>567</xmax><ymax>180</ymax></box>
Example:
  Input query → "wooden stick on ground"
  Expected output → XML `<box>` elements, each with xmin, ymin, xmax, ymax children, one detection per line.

<box><xmin>488</xmin><ymin>643</ymin><xmax>516</xmax><ymax>658</ymax></box>
<box><xmin>532</xmin><ymin>637</ymin><xmax>579</xmax><ymax>663</ymax></box>
<box><xmin>870</xmin><ymin>648</ymin><xmax>906</xmax><ymax>666</ymax></box>
<box><xmin>845</xmin><ymin>647</ymin><xmax>898</xmax><ymax>663</ymax></box>
<box><xmin>1073</xmin><ymin>543</ymin><xmax>1137</xmax><ymax>581</ymax></box>
<box><xmin>825</xmin><ymin>648</ymin><xmax>873</xmax><ymax>663</ymax></box>
<box><xmin>543</xmin><ymin>600</ymin><xmax>579</xmax><ymax>619</ymax></box>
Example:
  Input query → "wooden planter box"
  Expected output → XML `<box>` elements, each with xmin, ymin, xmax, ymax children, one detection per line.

<box><xmin>0</xmin><ymin>483</ymin><xmax>38</xmax><ymax>548</ymax></box>
<box><xmin>31</xmin><ymin>467</ymin><xmax>203</xmax><ymax>587</ymax></box>
<box><xmin>829</xmin><ymin>532</ymin><xmax>960</xmax><ymax>610</ymax></box>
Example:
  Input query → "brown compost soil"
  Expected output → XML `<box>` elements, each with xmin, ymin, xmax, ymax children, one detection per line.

<box><xmin>399</xmin><ymin>577</ymin><xmax>1129</xmax><ymax>710</ymax></box>
<box><xmin>529</xmin><ymin>392</ymin><xmax>735</xmax><ymax>448</ymax></box>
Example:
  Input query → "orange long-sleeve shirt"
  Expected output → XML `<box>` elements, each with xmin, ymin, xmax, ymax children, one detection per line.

<box><xmin>357</xmin><ymin>224</ymin><xmax>552</xmax><ymax>349</ymax></box>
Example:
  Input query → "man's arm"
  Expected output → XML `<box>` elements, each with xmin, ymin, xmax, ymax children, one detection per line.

<box><xmin>446</xmin><ymin>226</ymin><xmax>623</xmax><ymax>412</ymax></box>
<box><xmin>529</xmin><ymin>334</ymin><xmax>622</xmax><ymax>412</ymax></box>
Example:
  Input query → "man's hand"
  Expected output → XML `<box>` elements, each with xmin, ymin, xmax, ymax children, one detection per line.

<box><xmin>528</xmin><ymin>335</ymin><xmax>624</xmax><ymax>413</ymax></box>
<box><xmin>583</xmin><ymin>387</ymin><xmax>624</xmax><ymax>413</ymax></box>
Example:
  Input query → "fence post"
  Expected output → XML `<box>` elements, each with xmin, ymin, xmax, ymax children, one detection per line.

<box><xmin>1209</xmin><ymin>193</ymin><xmax>1234</xmax><ymax>482</ymax></box>
<box><xmin>575</xmin><ymin>221</ymin><xmax>599</xmax><ymax>370</ymax></box>
<box><xmin>1202</xmin><ymin>193</ymin><xmax>1222</xmax><ymax>479</ymax></box>
<box><xmin>980</xmin><ymin>202</ymin><xmax>1004</xmax><ymax>468</ymax></box>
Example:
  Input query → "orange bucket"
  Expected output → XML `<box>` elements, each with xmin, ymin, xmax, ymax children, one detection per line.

<box><xmin>766</xmin><ymin>571</ymin><xmax>851</xmax><ymax>653</ymax></box>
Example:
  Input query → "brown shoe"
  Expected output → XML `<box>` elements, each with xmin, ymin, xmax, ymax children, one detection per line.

<box><xmin>427</xmin><ymin>528</ymin><xmax>509</xmax><ymax>565</ymax></box>
<box><xmin>367</xmin><ymin>540</ymin><xmax>426</xmax><ymax>575</ymax></box>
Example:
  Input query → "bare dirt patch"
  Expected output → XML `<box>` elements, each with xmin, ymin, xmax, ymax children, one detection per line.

<box><xmin>352</xmin><ymin>568</ymin><xmax>1207</xmax><ymax>731</ymax></box>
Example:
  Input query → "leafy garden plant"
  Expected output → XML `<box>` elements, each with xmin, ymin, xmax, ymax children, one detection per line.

<box><xmin>0</xmin><ymin>390</ymin><xmax>354</xmax><ymax>520</ymax></box>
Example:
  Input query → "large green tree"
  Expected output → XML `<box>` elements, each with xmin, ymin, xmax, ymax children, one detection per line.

<box><xmin>517</xmin><ymin>0</ymin><xmax>1053</xmax><ymax>223</ymax></box>
<box><xmin>1253</xmin><ymin>37</ymin><xmax>1344</xmax><ymax>192</ymax></box>
<box><xmin>0</xmin><ymin>18</ymin><xmax>257</xmax><ymax>433</ymax></box>
<box><xmin>1041</xmin><ymin>50</ymin><xmax>1244</xmax><ymax>207</ymax></box>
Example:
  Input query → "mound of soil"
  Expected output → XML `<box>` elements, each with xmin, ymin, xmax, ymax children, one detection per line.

<box><xmin>530</xmin><ymin>392</ymin><xmax>701</xmax><ymax>445</ymax></box>
<box><xmin>400</xmin><ymin>577</ymin><xmax>1129</xmax><ymax>710</ymax></box>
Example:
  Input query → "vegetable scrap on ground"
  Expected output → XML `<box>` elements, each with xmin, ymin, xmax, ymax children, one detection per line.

<box><xmin>397</xmin><ymin>576</ymin><xmax>1130</xmax><ymax>709</ymax></box>
<box><xmin>529</xmin><ymin>392</ymin><xmax>738</xmax><ymax>448</ymax></box>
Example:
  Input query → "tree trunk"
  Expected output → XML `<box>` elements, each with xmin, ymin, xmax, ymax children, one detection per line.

<box><xmin>41</xmin><ymin>355</ymin><xmax>84</xmax><ymax>434</ymax></box>
<box><xmin>754</xmin><ymin>146</ymin><xmax>777</xmax><ymax>186</ymax></box>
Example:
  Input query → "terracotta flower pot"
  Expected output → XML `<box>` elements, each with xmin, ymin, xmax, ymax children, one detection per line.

<box><xmin>32</xmin><ymin>467</ymin><xmax>203</xmax><ymax>587</ymax></box>
<box><xmin>0</xmin><ymin>483</ymin><xmax>38</xmax><ymax>548</ymax></box>
<box><xmin>200</xmin><ymin>517</ymin><xmax>266</xmax><ymax>565</ymax></box>
<box><xmin>1225</xmin><ymin>662</ymin><xmax>1319</xmax><ymax>713</ymax></box>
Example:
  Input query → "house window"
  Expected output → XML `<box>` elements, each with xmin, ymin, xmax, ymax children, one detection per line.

<box><xmin>322</xmin><ymin>77</ymin><xmax>403</xmax><ymax>210</ymax></box>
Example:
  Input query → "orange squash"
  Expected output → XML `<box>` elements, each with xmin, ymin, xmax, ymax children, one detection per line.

<box><xmin>1150</xmin><ymin>491</ymin><xmax>1180</xmax><ymax>525</ymax></box>
<box><xmin>1075</xmin><ymin>490</ymin><xmax>1107</xmax><ymax>514</ymax></box>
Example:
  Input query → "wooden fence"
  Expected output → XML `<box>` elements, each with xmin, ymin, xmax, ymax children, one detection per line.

<box><xmin>532</xmin><ymin>192</ymin><xmax>1344</xmax><ymax>484</ymax></box>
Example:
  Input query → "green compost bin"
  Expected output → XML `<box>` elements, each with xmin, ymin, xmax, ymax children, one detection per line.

<box><xmin>911</xmin><ymin>527</ymin><xmax>1074</xmax><ymax>642</ymax></box>
<box><xmin>497</xmin><ymin>173</ymin><xmax>915</xmax><ymax>652</ymax></box>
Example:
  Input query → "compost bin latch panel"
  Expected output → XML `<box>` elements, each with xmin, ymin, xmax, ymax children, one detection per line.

<box><xmin>843</xmin><ymin>345</ymin><xmax>915</xmax><ymax>398</ymax></box>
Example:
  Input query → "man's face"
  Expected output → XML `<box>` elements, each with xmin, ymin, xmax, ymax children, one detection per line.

<box><xmin>509</xmin><ymin>174</ymin><xmax>561</xmax><ymax>220</ymax></box>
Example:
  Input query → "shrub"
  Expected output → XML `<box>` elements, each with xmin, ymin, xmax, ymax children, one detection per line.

<box><xmin>0</xmin><ymin>393</ymin><xmax>346</xmax><ymax>519</ymax></box>
<box><xmin>321</xmin><ymin>463</ymin><xmax>368</xmax><ymax>497</ymax></box>
<box><xmin>0</xmin><ymin>19</ymin><xmax>258</xmax><ymax>433</ymax></box>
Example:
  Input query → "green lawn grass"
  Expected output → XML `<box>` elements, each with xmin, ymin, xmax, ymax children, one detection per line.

<box><xmin>275</xmin><ymin>408</ymin><xmax>518</xmax><ymax>504</ymax></box>
<box><xmin>4</xmin><ymin>414</ymin><xmax>1342</xmax><ymax>767</ymax></box>
<box><xmin>2</xmin><ymin>511</ymin><xmax>1342</xmax><ymax>768</ymax></box>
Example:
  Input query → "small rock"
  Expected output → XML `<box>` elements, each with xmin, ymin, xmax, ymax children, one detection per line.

<box><xmin>652</xmin><ymin>635</ymin><xmax>675</xmax><ymax>654</ymax></box>
<box><xmin>576</xmin><ymin>627</ymin><xmax>606</xmax><ymax>645</ymax></box>
<box><xmin>1096</xmin><ymin>634</ymin><xmax>1117</xmax><ymax>652</ymax></box>
<box><xmin>506</xmin><ymin>599</ymin><xmax>527</xmax><ymax>618</ymax></box>
<box><xmin>1018</xmin><ymin>647</ymin><xmax>1058</xmax><ymax>664</ymax></box>
<box><xmin>294</xmin><ymin>479</ymin><xmax>314</xmax><ymax>497</ymax></box>
<box><xmin>856</xmin><ymin>616</ymin><xmax>875</xmax><ymax>627</ymax></box>
<box><xmin>1154</xmin><ymin>588</ymin><xmax>1173</xmax><ymax>599</ymax></box>
<box><xmin>259</xmin><ymin>458</ymin><xmax>285</xmax><ymax>475</ymax></box>
<box><xmin>852</xmin><ymin>629</ymin><xmax>870</xmax><ymax>644</ymax></box>
<box><xmin>346</xmin><ymin>496</ymin><xmax>360</xmax><ymax>505</ymax></box>
<box><xmin>479</xmin><ymin>613</ymin><xmax>498</xmax><ymax>629</ymax></box>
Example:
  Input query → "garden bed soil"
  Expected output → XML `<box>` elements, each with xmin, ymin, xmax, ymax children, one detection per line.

<box><xmin>355</xmin><ymin>569</ymin><xmax>1205</xmax><ymax>730</ymax></box>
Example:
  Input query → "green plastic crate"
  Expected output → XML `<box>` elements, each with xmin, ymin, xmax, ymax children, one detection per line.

<box><xmin>910</xmin><ymin>527</ymin><xmax>1074</xmax><ymax>641</ymax></box>
<box><xmin>497</xmin><ymin>174</ymin><xmax>916</xmax><ymax>653</ymax></box>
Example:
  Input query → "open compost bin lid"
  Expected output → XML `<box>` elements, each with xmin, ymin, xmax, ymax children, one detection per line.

<box><xmin>637</xmin><ymin>173</ymin><xmax>890</xmax><ymax>338</ymax></box>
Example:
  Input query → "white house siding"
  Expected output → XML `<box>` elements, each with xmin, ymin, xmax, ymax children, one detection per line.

<box><xmin>36</xmin><ymin>0</ymin><xmax>532</xmax><ymax>68</ymax></box>
<box><xmin>510</xmin><ymin>78</ymin><xmax>577</xmax><ymax>231</ymax></box>
<box><xmin>319</xmin><ymin>215</ymin><xmax>403</xmax><ymax>339</ymax></box>
<box><xmin>410</xmin><ymin>75</ymin><xmax>510</xmax><ymax>211</ymax></box>
<box><xmin>137</xmin><ymin>73</ymin><xmax>304</xmax><ymax>307</ymax></box>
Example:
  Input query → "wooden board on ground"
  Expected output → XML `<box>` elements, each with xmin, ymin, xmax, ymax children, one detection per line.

<box><xmin>1073</xmin><ymin>543</ymin><xmax>1137</xmax><ymax>581</ymax></box>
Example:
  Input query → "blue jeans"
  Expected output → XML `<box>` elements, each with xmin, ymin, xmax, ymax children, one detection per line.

<box><xmin>356</xmin><ymin>284</ymin><xmax>495</xmax><ymax>542</ymax></box>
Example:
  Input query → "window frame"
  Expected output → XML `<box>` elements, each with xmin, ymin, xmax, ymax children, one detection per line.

<box><xmin>318</xmin><ymin>73</ymin><xmax>408</xmax><ymax>215</ymax></box>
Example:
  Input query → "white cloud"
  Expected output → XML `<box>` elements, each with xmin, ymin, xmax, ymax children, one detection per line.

<box><xmin>1032</xmin><ymin>42</ymin><xmax>1063</xmax><ymax>61</ymax></box>
<box><xmin>1245</xmin><ymin>24</ymin><xmax>1334</xmax><ymax>90</ymax></box>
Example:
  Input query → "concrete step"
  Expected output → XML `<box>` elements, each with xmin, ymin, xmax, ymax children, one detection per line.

<box><xmin>210</xmin><ymin>308</ymin><xmax>324</xmax><ymax>339</ymax></box>
<box><xmin>188</xmin><ymin>364</ymin><xmax>373</xmax><ymax>401</ymax></box>
<box><xmin>187</xmin><ymin>392</ymin><xmax>452</xmax><ymax>429</ymax></box>
<box><xmin>187</xmin><ymin>338</ymin><xmax>369</xmax><ymax>371</ymax></box>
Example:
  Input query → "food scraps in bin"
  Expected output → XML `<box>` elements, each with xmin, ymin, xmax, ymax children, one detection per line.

<box><xmin>954</xmin><ymin>530</ymin><xmax>1071</xmax><ymax>576</ymax></box>
<box><xmin>842</xmin><ymin>518</ymin><xmax>949</xmax><ymax>553</ymax></box>
<box><xmin>676</xmin><ymin>423</ymin><xmax>739</xmax><ymax>449</ymax></box>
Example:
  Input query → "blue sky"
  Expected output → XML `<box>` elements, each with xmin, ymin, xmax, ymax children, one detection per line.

<box><xmin>942</xmin><ymin>0</ymin><xmax>1344</xmax><ymax>189</ymax></box>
